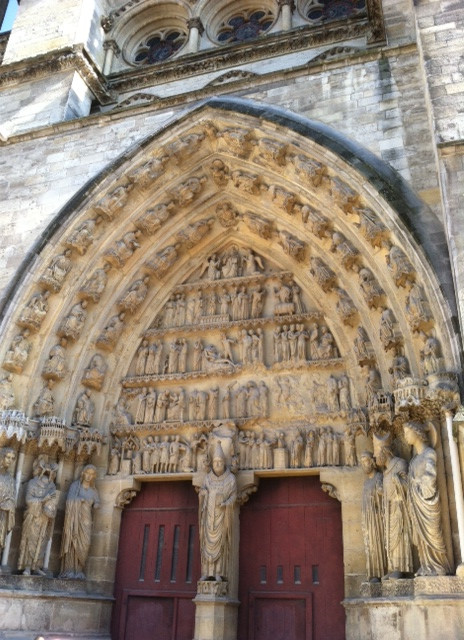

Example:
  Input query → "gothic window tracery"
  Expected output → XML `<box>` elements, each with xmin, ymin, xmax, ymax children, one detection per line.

<box><xmin>299</xmin><ymin>0</ymin><xmax>366</xmax><ymax>24</ymax></box>
<box><xmin>216</xmin><ymin>9</ymin><xmax>275</xmax><ymax>44</ymax></box>
<box><xmin>133</xmin><ymin>28</ymin><xmax>187</xmax><ymax>64</ymax></box>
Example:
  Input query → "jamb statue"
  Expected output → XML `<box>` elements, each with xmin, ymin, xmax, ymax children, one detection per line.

<box><xmin>59</xmin><ymin>465</ymin><xmax>100</xmax><ymax>579</ymax></box>
<box><xmin>0</xmin><ymin>448</ymin><xmax>16</xmax><ymax>556</ymax></box>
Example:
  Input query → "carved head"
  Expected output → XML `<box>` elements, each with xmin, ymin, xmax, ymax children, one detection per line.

<box><xmin>360</xmin><ymin>451</ymin><xmax>376</xmax><ymax>475</ymax></box>
<box><xmin>0</xmin><ymin>447</ymin><xmax>16</xmax><ymax>471</ymax></box>
<box><xmin>403</xmin><ymin>420</ymin><xmax>429</xmax><ymax>446</ymax></box>
<box><xmin>81</xmin><ymin>464</ymin><xmax>97</xmax><ymax>486</ymax></box>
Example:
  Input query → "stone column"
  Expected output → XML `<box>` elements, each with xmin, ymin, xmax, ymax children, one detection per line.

<box><xmin>448</xmin><ymin>410</ymin><xmax>464</xmax><ymax>575</ymax></box>
<box><xmin>278</xmin><ymin>0</ymin><xmax>294</xmax><ymax>31</ymax></box>
<box><xmin>187</xmin><ymin>18</ymin><xmax>204</xmax><ymax>53</ymax></box>
<box><xmin>103</xmin><ymin>40</ymin><xmax>120</xmax><ymax>75</ymax></box>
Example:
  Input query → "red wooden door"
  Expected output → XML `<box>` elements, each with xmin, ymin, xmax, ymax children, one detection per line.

<box><xmin>112</xmin><ymin>482</ymin><xmax>200</xmax><ymax>640</ymax></box>
<box><xmin>238</xmin><ymin>477</ymin><xmax>345</xmax><ymax>640</ymax></box>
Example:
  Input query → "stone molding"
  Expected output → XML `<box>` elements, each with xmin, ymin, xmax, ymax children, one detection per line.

<box><xmin>0</xmin><ymin>44</ymin><xmax>113</xmax><ymax>104</ymax></box>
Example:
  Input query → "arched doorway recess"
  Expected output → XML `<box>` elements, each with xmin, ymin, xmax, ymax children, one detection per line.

<box><xmin>0</xmin><ymin>98</ymin><xmax>461</xmax><ymax>640</ymax></box>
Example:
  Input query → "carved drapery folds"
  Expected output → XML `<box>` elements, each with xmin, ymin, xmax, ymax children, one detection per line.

<box><xmin>0</xmin><ymin>110</ymin><xmax>459</xmax><ymax>598</ymax></box>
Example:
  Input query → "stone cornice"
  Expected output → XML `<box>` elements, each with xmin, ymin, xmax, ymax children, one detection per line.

<box><xmin>0</xmin><ymin>42</ymin><xmax>418</xmax><ymax>147</ymax></box>
<box><xmin>109</xmin><ymin>17</ymin><xmax>378</xmax><ymax>93</ymax></box>
<box><xmin>0</xmin><ymin>44</ymin><xmax>113</xmax><ymax>104</ymax></box>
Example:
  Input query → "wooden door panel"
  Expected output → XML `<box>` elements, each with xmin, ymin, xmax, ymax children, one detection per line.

<box><xmin>112</xmin><ymin>482</ymin><xmax>199</xmax><ymax>640</ymax></box>
<box><xmin>251</xmin><ymin>595</ymin><xmax>309</xmax><ymax>640</ymax></box>
<box><xmin>239</xmin><ymin>477</ymin><xmax>345</xmax><ymax>640</ymax></box>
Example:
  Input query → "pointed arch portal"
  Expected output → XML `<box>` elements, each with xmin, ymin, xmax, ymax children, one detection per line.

<box><xmin>0</xmin><ymin>98</ymin><xmax>461</xmax><ymax>640</ymax></box>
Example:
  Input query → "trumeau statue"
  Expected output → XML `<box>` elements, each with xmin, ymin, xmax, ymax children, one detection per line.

<box><xmin>403</xmin><ymin>421</ymin><xmax>451</xmax><ymax>576</ymax></box>
<box><xmin>376</xmin><ymin>444</ymin><xmax>412</xmax><ymax>578</ymax></box>
<box><xmin>18</xmin><ymin>458</ymin><xmax>58</xmax><ymax>575</ymax></box>
<box><xmin>199</xmin><ymin>443</ymin><xmax>237</xmax><ymax>582</ymax></box>
<box><xmin>360</xmin><ymin>451</ymin><xmax>386</xmax><ymax>582</ymax></box>
<box><xmin>60</xmin><ymin>465</ymin><xmax>100</xmax><ymax>579</ymax></box>
<box><xmin>0</xmin><ymin>448</ymin><xmax>16</xmax><ymax>555</ymax></box>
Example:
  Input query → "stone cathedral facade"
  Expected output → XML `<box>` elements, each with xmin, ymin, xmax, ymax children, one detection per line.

<box><xmin>0</xmin><ymin>1</ymin><xmax>463</xmax><ymax>639</ymax></box>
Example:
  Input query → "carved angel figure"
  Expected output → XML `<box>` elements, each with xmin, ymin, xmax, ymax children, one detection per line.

<box><xmin>57</xmin><ymin>301</ymin><xmax>88</xmax><ymax>341</ymax></box>
<box><xmin>81</xmin><ymin>354</ymin><xmax>107</xmax><ymax>391</ymax></box>
<box><xmin>135</xmin><ymin>202</ymin><xmax>173</xmax><ymax>235</ymax></box>
<box><xmin>65</xmin><ymin>217</ymin><xmax>100</xmax><ymax>255</ymax></box>
<box><xmin>406</xmin><ymin>283</ymin><xmax>432</xmax><ymax>332</ymax></box>
<box><xmin>94</xmin><ymin>184</ymin><xmax>131</xmax><ymax>220</ymax></box>
<box><xmin>145</xmin><ymin>244</ymin><xmax>180</xmax><ymax>278</ymax></box>
<box><xmin>301</xmin><ymin>205</ymin><xmax>331</xmax><ymax>238</ymax></box>
<box><xmin>173</xmin><ymin>176</ymin><xmax>207</xmax><ymax>206</ymax></box>
<box><xmin>128</xmin><ymin>155</ymin><xmax>168</xmax><ymax>188</ymax></box>
<box><xmin>42</xmin><ymin>339</ymin><xmax>67</xmax><ymax>380</ymax></box>
<box><xmin>216</xmin><ymin>202</ymin><xmax>238</xmax><ymax>227</ymax></box>
<box><xmin>379</xmin><ymin>307</ymin><xmax>401</xmax><ymax>352</ymax></box>
<box><xmin>310</xmin><ymin>257</ymin><xmax>336</xmax><ymax>292</ymax></box>
<box><xmin>335</xmin><ymin>288</ymin><xmax>357</xmax><ymax>326</ymax></box>
<box><xmin>96</xmin><ymin>312</ymin><xmax>126</xmax><ymax>351</ymax></box>
<box><xmin>72</xmin><ymin>390</ymin><xmax>94</xmax><ymax>426</ymax></box>
<box><xmin>359</xmin><ymin>268</ymin><xmax>384</xmax><ymax>308</ymax></box>
<box><xmin>39</xmin><ymin>249</ymin><xmax>72</xmax><ymax>292</ymax></box>
<box><xmin>3</xmin><ymin>330</ymin><xmax>31</xmax><ymax>373</ymax></box>
<box><xmin>330</xmin><ymin>231</ymin><xmax>359</xmax><ymax>270</ymax></box>
<box><xmin>386</xmin><ymin>245</ymin><xmax>415</xmax><ymax>288</ymax></box>
<box><xmin>18</xmin><ymin>290</ymin><xmax>50</xmax><ymax>331</ymax></box>
<box><xmin>176</xmin><ymin>217</ymin><xmax>214</xmax><ymax>249</ymax></box>
<box><xmin>118</xmin><ymin>276</ymin><xmax>150</xmax><ymax>313</ymax></box>
<box><xmin>79</xmin><ymin>263</ymin><xmax>111</xmax><ymax>303</ymax></box>
<box><xmin>242</xmin><ymin>211</ymin><xmax>274</xmax><ymax>239</ymax></box>
<box><xmin>278</xmin><ymin>230</ymin><xmax>306</xmax><ymax>261</ymax></box>
<box><xmin>32</xmin><ymin>382</ymin><xmax>55</xmax><ymax>417</ymax></box>
<box><xmin>357</xmin><ymin>208</ymin><xmax>388</xmax><ymax>248</ymax></box>
<box><xmin>241</xmin><ymin>249</ymin><xmax>264</xmax><ymax>276</ymax></box>
<box><xmin>104</xmin><ymin>230</ymin><xmax>141</xmax><ymax>268</ymax></box>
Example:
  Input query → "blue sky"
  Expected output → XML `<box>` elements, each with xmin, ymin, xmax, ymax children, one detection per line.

<box><xmin>1</xmin><ymin>0</ymin><xmax>18</xmax><ymax>32</ymax></box>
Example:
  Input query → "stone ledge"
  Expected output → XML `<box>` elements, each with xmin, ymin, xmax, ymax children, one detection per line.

<box><xmin>357</xmin><ymin>576</ymin><xmax>464</xmax><ymax>599</ymax></box>
<box><xmin>0</xmin><ymin>574</ymin><xmax>114</xmax><ymax>599</ymax></box>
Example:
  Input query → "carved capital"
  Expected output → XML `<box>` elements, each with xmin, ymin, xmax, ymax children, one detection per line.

<box><xmin>115</xmin><ymin>488</ymin><xmax>139</xmax><ymax>509</ymax></box>
<box><xmin>187</xmin><ymin>17</ymin><xmax>204</xmax><ymax>35</ymax></box>
<box><xmin>103</xmin><ymin>40</ymin><xmax>121</xmax><ymax>56</ymax></box>
<box><xmin>321</xmin><ymin>483</ymin><xmax>340</xmax><ymax>501</ymax></box>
